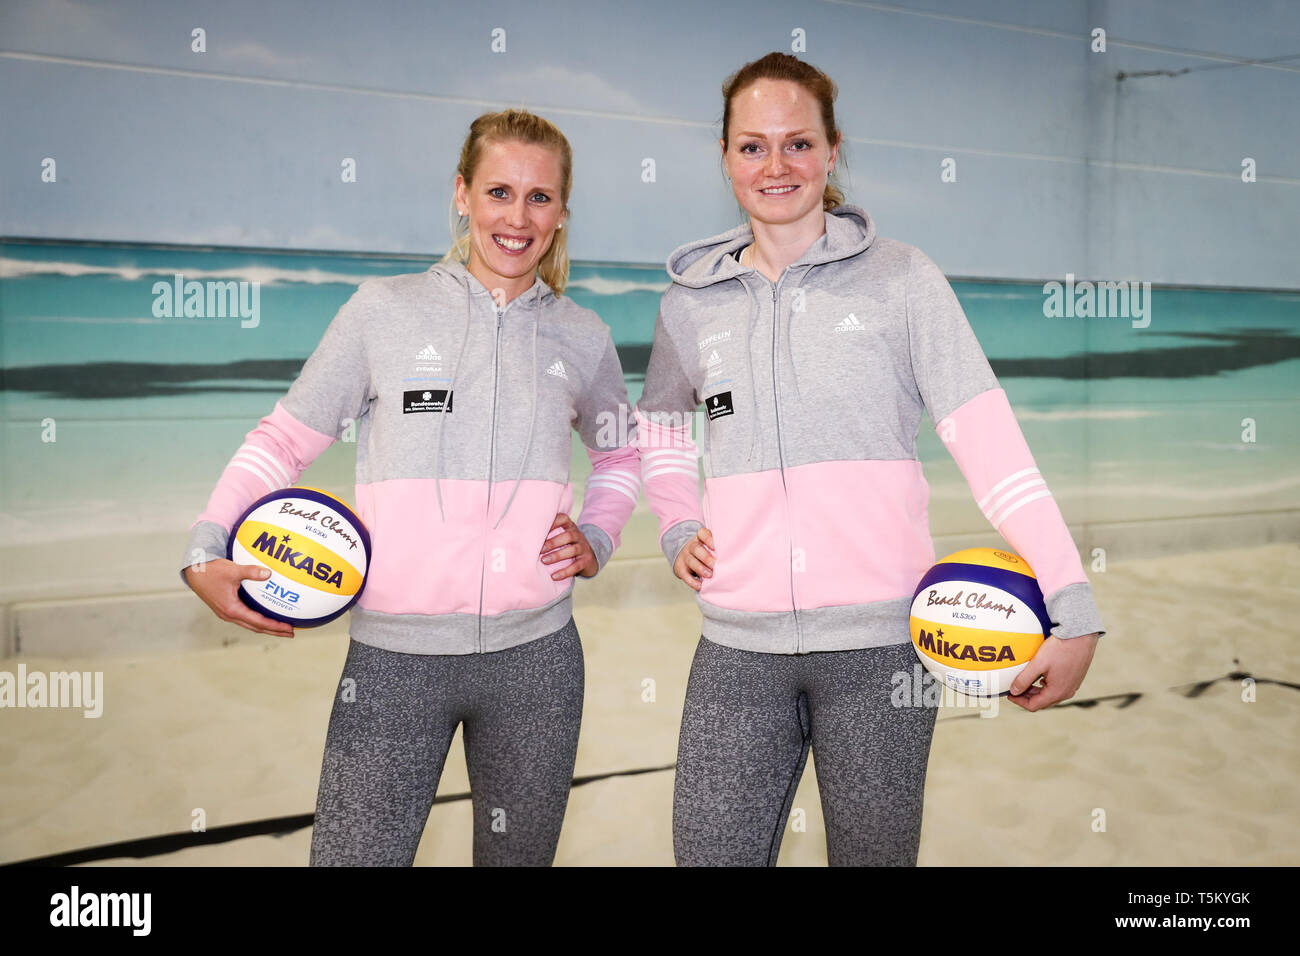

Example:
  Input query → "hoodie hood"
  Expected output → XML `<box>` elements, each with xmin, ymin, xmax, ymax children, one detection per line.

<box><xmin>427</xmin><ymin>258</ymin><xmax>557</xmax><ymax>305</ymax></box>
<box><xmin>662</xmin><ymin>204</ymin><xmax>878</xmax><ymax>468</ymax></box>
<box><xmin>665</xmin><ymin>203</ymin><xmax>877</xmax><ymax>288</ymax></box>
<box><xmin>424</xmin><ymin>259</ymin><xmax>554</xmax><ymax>529</ymax></box>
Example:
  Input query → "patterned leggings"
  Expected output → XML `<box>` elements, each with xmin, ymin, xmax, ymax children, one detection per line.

<box><xmin>309</xmin><ymin>617</ymin><xmax>584</xmax><ymax>866</ymax></box>
<box><xmin>673</xmin><ymin>637</ymin><xmax>937</xmax><ymax>866</ymax></box>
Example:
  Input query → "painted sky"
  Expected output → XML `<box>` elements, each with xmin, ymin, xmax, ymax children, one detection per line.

<box><xmin>1</xmin><ymin>0</ymin><xmax>1297</xmax><ymax>285</ymax></box>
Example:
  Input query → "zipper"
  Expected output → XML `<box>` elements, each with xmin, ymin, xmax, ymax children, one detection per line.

<box><xmin>767</xmin><ymin>278</ymin><xmax>803</xmax><ymax>653</ymax></box>
<box><xmin>477</xmin><ymin>303</ymin><xmax>504</xmax><ymax>653</ymax></box>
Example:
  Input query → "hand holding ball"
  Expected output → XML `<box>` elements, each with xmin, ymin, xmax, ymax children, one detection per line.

<box><xmin>227</xmin><ymin>487</ymin><xmax>371</xmax><ymax>627</ymax></box>
<box><xmin>909</xmin><ymin>548</ymin><xmax>1052</xmax><ymax>697</ymax></box>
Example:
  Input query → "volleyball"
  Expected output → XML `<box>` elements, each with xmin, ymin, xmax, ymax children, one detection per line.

<box><xmin>908</xmin><ymin>548</ymin><xmax>1052</xmax><ymax>697</ymax></box>
<box><xmin>227</xmin><ymin>486</ymin><xmax>371</xmax><ymax>627</ymax></box>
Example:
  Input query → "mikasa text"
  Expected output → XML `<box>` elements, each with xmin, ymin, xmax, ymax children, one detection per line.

<box><xmin>915</xmin><ymin>627</ymin><xmax>1019</xmax><ymax>664</ymax></box>
<box><xmin>250</xmin><ymin>531</ymin><xmax>345</xmax><ymax>589</ymax></box>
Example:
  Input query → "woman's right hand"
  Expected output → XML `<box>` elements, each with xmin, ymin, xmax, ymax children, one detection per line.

<box><xmin>673</xmin><ymin>527</ymin><xmax>716</xmax><ymax>592</ymax></box>
<box><xmin>183</xmin><ymin>558</ymin><xmax>295</xmax><ymax>638</ymax></box>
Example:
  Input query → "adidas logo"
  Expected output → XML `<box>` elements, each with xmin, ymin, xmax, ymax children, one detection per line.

<box><xmin>546</xmin><ymin>360</ymin><xmax>568</xmax><ymax>380</ymax></box>
<box><xmin>416</xmin><ymin>344</ymin><xmax>441</xmax><ymax>361</ymax></box>
<box><xmin>706</xmin><ymin>350</ymin><xmax>722</xmax><ymax>368</ymax></box>
<box><xmin>834</xmin><ymin>313</ymin><xmax>865</xmax><ymax>333</ymax></box>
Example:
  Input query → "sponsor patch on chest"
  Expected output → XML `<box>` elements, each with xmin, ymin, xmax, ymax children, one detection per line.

<box><xmin>402</xmin><ymin>389</ymin><xmax>454</xmax><ymax>413</ymax></box>
<box><xmin>705</xmin><ymin>391</ymin><xmax>735</xmax><ymax>420</ymax></box>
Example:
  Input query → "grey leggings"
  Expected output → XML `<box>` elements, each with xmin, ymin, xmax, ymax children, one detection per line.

<box><xmin>673</xmin><ymin>636</ymin><xmax>938</xmax><ymax>867</ymax></box>
<box><xmin>309</xmin><ymin>617</ymin><xmax>584</xmax><ymax>866</ymax></box>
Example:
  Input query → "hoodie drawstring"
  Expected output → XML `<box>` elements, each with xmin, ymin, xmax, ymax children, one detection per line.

<box><xmin>431</xmin><ymin>266</ymin><xmax>548</xmax><ymax>527</ymax></box>
<box><xmin>492</xmin><ymin>291</ymin><xmax>539</xmax><ymax>529</ymax></box>
<box><xmin>785</xmin><ymin>267</ymin><xmax>811</xmax><ymax>403</ymax></box>
<box><xmin>738</xmin><ymin>277</ymin><xmax>760</xmax><ymax>467</ymax></box>
<box><xmin>434</xmin><ymin>281</ymin><xmax>474</xmax><ymax>522</ymax></box>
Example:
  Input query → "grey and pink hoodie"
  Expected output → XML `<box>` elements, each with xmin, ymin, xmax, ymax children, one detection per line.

<box><xmin>635</xmin><ymin>204</ymin><xmax>1106</xmax><ymax>655</ymax></box>
<box><xmin>180</xmin><ymin>260</ymin><xmax>640</xmax><ymax>654</ymax></box>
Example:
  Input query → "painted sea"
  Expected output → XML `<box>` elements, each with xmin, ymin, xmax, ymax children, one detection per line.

<box><xmin>2</xmin><ymin>240</ymin><xmax>1297</xmax><ymax>559</ymax></box>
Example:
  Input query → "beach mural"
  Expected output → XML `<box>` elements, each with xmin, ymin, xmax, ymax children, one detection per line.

<box><xmin>2</xmin><ymin>239</ymin><xmax>1298</xmax><ymax>563</ymax></box>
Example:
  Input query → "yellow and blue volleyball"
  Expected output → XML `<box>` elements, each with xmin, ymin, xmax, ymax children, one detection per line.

<box><xmin>227</xmin><ymin>486</ymin><xmax>371</xmax><ymax>627</ymax></box>
<box><xmin>909</xmin><ymin>548</ymin><xmax>1051</xmax><ymax>697</ymax></box>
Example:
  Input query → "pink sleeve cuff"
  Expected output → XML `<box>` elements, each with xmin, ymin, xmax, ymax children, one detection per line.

<box><xmin>576</xmin><ymin>442</ymin><xmax>641</xmax><ymax>557</ymax></box>
<box><xmin>634</xmin><ymin>405</ymin><xmax>703</xmax><ymax>546</ymax></box>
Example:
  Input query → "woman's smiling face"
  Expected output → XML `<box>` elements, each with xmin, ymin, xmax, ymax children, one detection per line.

<box><xmin>722</xmin><ymin>77</ymin><xmax>839</xmax><ymax>228</ymax></box>
<box><xmin>455</xmin><ymin>139</ymin><xmax>567</xmax><ymax>300</ymax></box>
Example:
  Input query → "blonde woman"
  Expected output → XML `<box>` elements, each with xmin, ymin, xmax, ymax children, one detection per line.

<box><xmin>182</xmin><ymin>110</ymin><xmax>640</xmax><ymax>866</ymax></box>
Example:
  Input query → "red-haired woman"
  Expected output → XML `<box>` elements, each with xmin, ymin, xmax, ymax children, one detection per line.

<box><xmin>637</xmin><ymin>53</ymin><xmax>1105</xmax><ymax>866</ymax></box>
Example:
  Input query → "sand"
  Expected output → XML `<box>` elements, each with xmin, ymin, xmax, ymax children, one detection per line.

<box><xmin>1</xmin><ymin>543</ymin><xmax>1296</xmax><ymax>866</ymax></box>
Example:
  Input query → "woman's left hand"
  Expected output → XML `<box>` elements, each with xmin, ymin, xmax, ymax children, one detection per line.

<box><xmin>1007</xmin><ymin>633</ymin><xmax>1101</xmax><ymax>712</ymax></box>
<box><xmin>540</xmin><ymin>513</ymin><xmax>598</xmax><ymax>580</ymax></box>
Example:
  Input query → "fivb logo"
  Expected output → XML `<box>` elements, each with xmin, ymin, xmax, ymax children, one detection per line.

<box><xmin>1043</xmin><ymin>273</ymin><xmax>1152</xmax><ymax>328</ymax></box>
<box><xmin>152</xmin><ymin>273</ymin><xmax>260</xmax><ymax>328</ymax></box>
